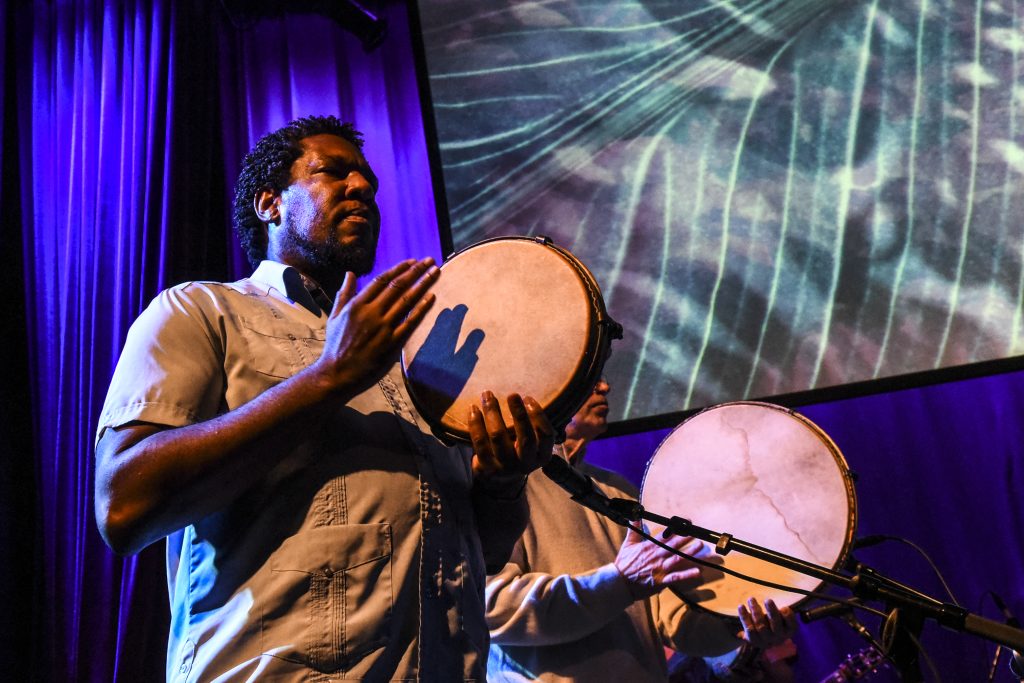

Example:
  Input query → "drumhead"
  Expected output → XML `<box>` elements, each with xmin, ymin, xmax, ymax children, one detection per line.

<box><xmin>401</xmin><ymin>236</ymin><xmax>615</xmax><ymax>443</ymax></box>
<box><xmin>640</xmin><ymin>402</ymin><xmax>856</xmax><ymax>617</ymax></box>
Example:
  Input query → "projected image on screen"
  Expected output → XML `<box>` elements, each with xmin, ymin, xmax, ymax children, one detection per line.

<box><xmin>416</xmin><ymin>0</ymin><xmax>1024</xmax><ymax>423</ymax></box>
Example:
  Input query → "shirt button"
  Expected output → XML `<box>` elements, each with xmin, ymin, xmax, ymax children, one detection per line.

<box><xmin>324</xmin><ymin>567</ymin><xmax>334</xmax><ymax>578</ymax></box>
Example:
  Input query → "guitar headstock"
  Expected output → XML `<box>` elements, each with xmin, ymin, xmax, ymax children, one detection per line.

<box><xmin>821</xmin><ymin>646</ymin><xmax>888</xmax><ymax>682</ymax></box>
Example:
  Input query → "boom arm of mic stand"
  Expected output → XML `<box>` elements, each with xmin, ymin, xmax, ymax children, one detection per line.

<box><xmin>647</xmin><ymin>510</ymin><xmax>857</xmax><ymax>592</ymax></box>
<box><xmin>623</xmin><ymin>504</ymin><xmax>1024</xmax><ymax>653</ymax></box>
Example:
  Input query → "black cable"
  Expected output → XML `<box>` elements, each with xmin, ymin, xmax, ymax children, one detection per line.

<box><xmin>903</xmin><ymin>626</ymin><xmax>942</xmax><ymax>683</ymax></box>
<box><xmin>624</xmin><ymin>519</ymin><xmax>890</xmax><ymax>621</ymax></box>
<box><xmin>856</xmin><ymin>534</ymin><xmax>961</xmax><ymax>606</ymax></box>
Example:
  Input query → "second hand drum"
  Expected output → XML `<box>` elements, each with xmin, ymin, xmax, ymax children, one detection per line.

<box><xmin>641</xmin><ymin>401</ymin><xmax>858</xmax><ymax>617</ymax></box>
<box><xmin>401</xmin><ymin>235</ymin><xmax>621</xmax><ymax>444</ymax></box>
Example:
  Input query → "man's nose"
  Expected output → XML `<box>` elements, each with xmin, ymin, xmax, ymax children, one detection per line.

<box><xmin>594</xmin><ymin>378</ymin><xmax>610</xmax><ymax>395</ymax></box>
<box><xmin>346</xmin><ymin>171</ymin><xmax>375</xmax><ymax>200</ymax></box>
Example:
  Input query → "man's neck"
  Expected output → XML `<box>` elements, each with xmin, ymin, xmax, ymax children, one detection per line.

<box><xmin>561</xmin><ymin>437</ymin><xmax>588</xmax><ymax>466</ymax></box>
<box><xmin>267</xmin><ymin>254</ymin><xmax>343</xmax><ymax>298</ymax></box>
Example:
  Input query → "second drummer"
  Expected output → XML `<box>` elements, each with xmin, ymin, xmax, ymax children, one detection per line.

<box><xmin>484</xmin><ymin>379</ymin><xmax>799</xmax><ymax>682</ymax></box>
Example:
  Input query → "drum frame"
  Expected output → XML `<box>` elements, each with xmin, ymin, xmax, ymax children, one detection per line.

<box><xmin>401</xmin><ymin>235</ymin><xmax>622</xmax><ymax>444</ymax></box>
<box><xmin>640</xmin><ymin>400</ymin><xmax>858</xmax><ymax>618</ymax></box>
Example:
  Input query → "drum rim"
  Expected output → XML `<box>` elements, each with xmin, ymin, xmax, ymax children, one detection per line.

<box><xmin>400</xmin><ymin>235</ymin><xmax>618</xmax><ymax>444</ymax></box>
<box><xmin>639</xmin><ymin>400</ymin><xmax>858</xmax><ymax>619</ymax></box>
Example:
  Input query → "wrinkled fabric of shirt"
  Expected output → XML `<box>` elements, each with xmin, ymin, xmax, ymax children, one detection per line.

<box><xmin>98</xmin><ymin>260</ymin><xmax>489</xmax><ymax>682</ymax></box>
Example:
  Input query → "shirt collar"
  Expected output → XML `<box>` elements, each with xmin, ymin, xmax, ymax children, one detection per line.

<box><xmin>555</xmin><ymin>441</ymin><xmax>588</xmax><ymax>467</ymax></box>
<box><xmin>251</xmin><ymin>260</ymin><xmax>324</xmax><ymax>317</ymax></box>
<box><xmin>250</xmin><ymin>259</ymin><xmax>292</xmax><ymax>293</ymax></box>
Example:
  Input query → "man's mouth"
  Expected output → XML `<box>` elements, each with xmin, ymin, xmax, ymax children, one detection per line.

<box><xmin>337</xmin><ymin>204</ymin><xmax>378</xmax><ymax>232</ymax></box>
<box><xmin>339</xmin><ymin>199</ymin><xmax>372</xmax><ymax>217</ymax></box>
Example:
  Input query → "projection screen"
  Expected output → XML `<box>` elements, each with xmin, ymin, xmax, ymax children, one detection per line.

<box><xmin>413</xmin><ymin>0</ymin><xmax>1024</xmax><ymax>426</ymax></box>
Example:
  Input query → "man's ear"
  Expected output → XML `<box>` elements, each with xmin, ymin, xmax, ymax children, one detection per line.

<box><xmin>254</xmin><ymin>187</ymin><xmax>280</xmax><ymax>224</ymax></box>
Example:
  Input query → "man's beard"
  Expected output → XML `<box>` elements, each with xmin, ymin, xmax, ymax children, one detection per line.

<box><xmin>283</xmin><ymin>224</ymin><xmax>377</xmax><ymax>288</ymax></box>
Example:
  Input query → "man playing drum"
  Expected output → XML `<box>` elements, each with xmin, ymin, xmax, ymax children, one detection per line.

<box><xmin>485</xmin><ymin>380</ymin><xmax>798</xmax><ymax>682</ymax></box>
<box><xmin>94</xmin><ymin>115</ymin><xmax>554</xmax><ymax>681</ymax></box>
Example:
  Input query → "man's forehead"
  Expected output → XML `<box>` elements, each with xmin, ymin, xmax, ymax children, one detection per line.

<box><xmin>290</xmin><ymin>133</ymin><xmax>378</xmax><ymax>188</ymax></box>
<box><xmin>297</xmin><ymin>134</ymin><xmax>366</xmax><ymax>164</ymax></box>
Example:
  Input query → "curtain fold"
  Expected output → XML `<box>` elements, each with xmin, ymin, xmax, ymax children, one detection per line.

<box><xmin>19</xmin><ymin>1</ymin><xmax>213</xmax><ymax>679</ymax></box>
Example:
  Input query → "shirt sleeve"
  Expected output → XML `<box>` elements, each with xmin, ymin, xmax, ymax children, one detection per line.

<box><xmin>484</xmin><ymin>541</ymin><xmax>639</xmax><ymax>647</ymax></box>
<box><xmin>96</xmin><ymin>284</ymin><xmax>225</xmax><ymax>444</ymax></box>
<box><xmin>472</xmin><ymin>481</ymin><xmax>531</xmax><ymax>574</ymax></box>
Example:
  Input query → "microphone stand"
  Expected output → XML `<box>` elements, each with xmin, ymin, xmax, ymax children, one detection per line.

<box><xmin>605</xmin><ymin>498</ymin><xmax>1024</xmax><ymax>677</ymax></box>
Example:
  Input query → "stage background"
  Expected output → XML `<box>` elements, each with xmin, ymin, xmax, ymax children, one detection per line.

<box><xmin>2</xmin><ymin>0</ymin><xmax>1022</xmax><ymax>680</ymax></box>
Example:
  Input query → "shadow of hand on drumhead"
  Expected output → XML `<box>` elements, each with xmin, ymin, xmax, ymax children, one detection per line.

<box><xmin>406</xmin><ymin>304</ymin><xmax>486</xmax><ymax>415</ymax></box>
<box><xmin>670</xmin><ymin>551</ymin><xmax>727</xmax><ymax>604</ymax></box>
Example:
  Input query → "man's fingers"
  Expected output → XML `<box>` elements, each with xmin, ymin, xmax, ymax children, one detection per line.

<box><xmin>738</xmin><ymin>599</ymin><xmax>772</xmax><ymax>641</ymax></box>
<box><xmin>738</xmin><ymin>602</ymin><xmax>755</xmax><ymax>633</ymax></box>
<box><xmin>392</xmin><ymin>292</ymin><xmax>436</xmax><ymax>343</ymax></box>
<box><xmin>352</xmin><ymin>256</ymin><xmax>435</xmax><ymax>315</ymax></box>
<box><xmin>471</xmin><ymin>392</ymin><xmax>514</xmax><ymax>476</ymax></box>
<box><xmin>664</xmin><ymin>567</ymin><xmax>702</xmax><ymax>586</ymax></box>
<box><xmin>481</xmin><ymin>391</ymin><xmax>514</xmax><ymax>455</ymax></box>
<box><xmin>359</xmin><ymin>258</ymin><xmax>417</xmax><ymax>300</ymax></box>
<box><xmin>377</xmin><ymin>257</ymin><xmax>437</xmax><ymax>313</ymax></box>
<box><xmin>471</xmin><ymin>393</ymin><xmax>554</xmax><ymax>480</ymax></box>
<box><xmin>657</xmin><ymin>532</ymin><xmax>702</xmax><ymax>557</ymax></box>
<box><xmin>736</xmin><ymin>598</ymin><xmax>796</xmax><ymax>647</ymax></box>
<box><xmin>331</xmin><ymin>271</ymin><xmax>358</xmax><ymax>315</ymax></box>
<box><xmin>747</xmin><ymin>597</ymin><xmax>767</xmax><ymax>625</ymax></box>
<box><xmin>388</xmin><ymin>261</ymin><xmax>439</xmax><ymax>316</ymax></box>
<box><xmin>771</xmin><ymin>602</ymin><xmax>797</xmax><ymax>637</ymax></box>
<box><xmin>468</xmin><ymin>405</ymin><xmax>495</xmax><ymax>475</ymax></box>
<box><xmin>507</xmin><ymin>394</ymin><xmax>536</xmax><ymax>464</ymax></box>
<box><xmin>764</xmin><ymin>598</ymin><xmax>786</xmax><ymax>632</ymax></box>
<box><xmin>523</xmin><ymin>396</ymin><xmax>554</xmax><ymax>468</ymax></box>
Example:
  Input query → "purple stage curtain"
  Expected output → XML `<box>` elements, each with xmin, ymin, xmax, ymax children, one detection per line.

<box><xmin>216</xmin><ymin>5</ymin><xmax>442</xmax><ymax>281</ymax></box>
<box><xmin>7</xmin><ymin>1</ymin><xmax>436</xmax><ymax>680</ymax></box>
<box><xmin>13</xmin><ymin>1</ymin><xmax>229</xmax><ymax>679</ymax></box>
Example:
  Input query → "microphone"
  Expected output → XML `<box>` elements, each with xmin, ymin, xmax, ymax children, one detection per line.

<box><xmin>542</xmin><ymin>455</ymin><xmax>603</xmax><ymax>500</ymax></box>
<box><xmin>800</xmin><ymin>601</ymin><xmax>852</xmax><ymax>623</ymax></box>
<box><xmin>542</xmin><ymin>456</ymin><xmax>625</xmax><ymax>522</ymax></box>
<box><xmin>851</xmin><ymin>534</ymin><xmax>890</xmax><ymax>550</ymax></box>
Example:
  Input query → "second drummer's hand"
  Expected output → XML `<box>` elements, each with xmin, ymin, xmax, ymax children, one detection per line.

<box><xmin>469</xmin><ymin>392</ymin><xmax>555</xmax><ymax>494</ymax></box>
<box><xmin>309</xmin><ymin>257</ymin><xmax>439</xmax><ymax>397</ymax></box>
<box><xmin>736</xmin><ymin>597</ymin><xmax>797</xmax><ymax>649</ymax></box>
<box><xmin>614</xmin><ymin>528</ymin><xmax>708</xmax><ymax>598</ymax></box>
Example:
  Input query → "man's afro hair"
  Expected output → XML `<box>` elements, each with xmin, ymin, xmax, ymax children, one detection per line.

<box><xmin>231</xmin><ymin>115</ymin><xmax>364</xmax><ymax>268</ymax></box>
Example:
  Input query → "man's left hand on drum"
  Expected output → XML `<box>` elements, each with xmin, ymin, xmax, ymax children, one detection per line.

<box><xmin>468</xmin><ymin>391</ymin><xmax>554</xmax><ymax>496</ymax></box>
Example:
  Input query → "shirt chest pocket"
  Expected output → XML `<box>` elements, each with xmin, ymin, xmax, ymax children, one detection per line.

<box><xmin>262</xmin><ymin>523</ymin><xmax>393</xmax><ymax>673</ymax></box>
<box><xmin>239</xmin><ymin>309</ymin><xmax>326</xmax><ymax>379</ymax></box>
